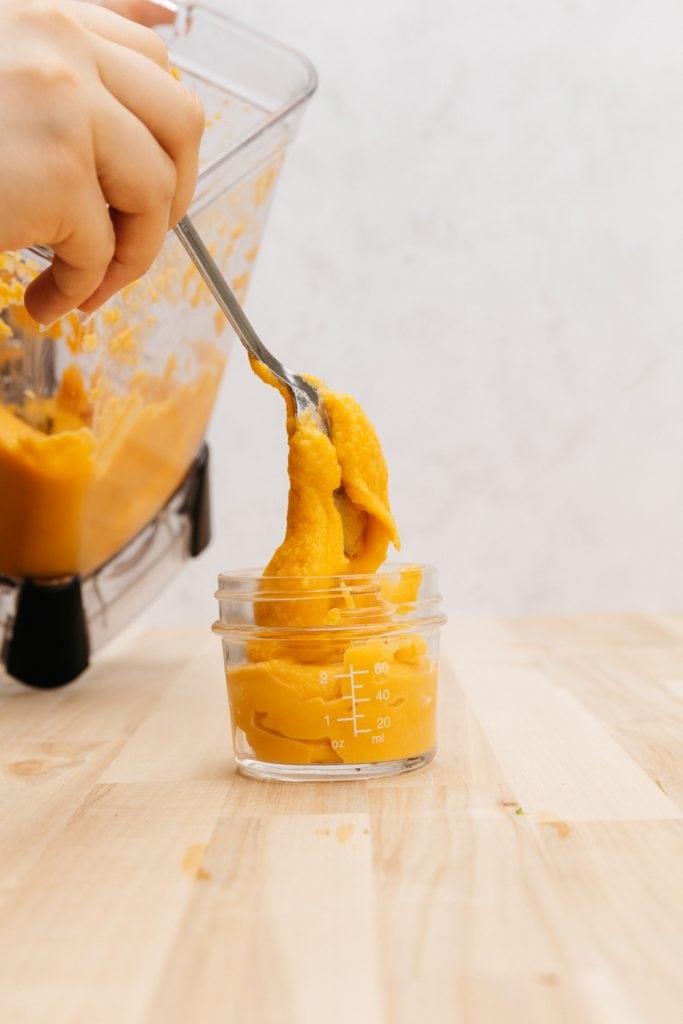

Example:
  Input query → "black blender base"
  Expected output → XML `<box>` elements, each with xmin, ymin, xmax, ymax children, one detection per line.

<box><xmin>2</xmin><ymin>443</ymin><xmax>212</xmax><ymax>689</ymax></box>
<box><xmin>6</xmin><ymin>577</ymin><xmax>90</xmax><ymax>688</ymax></box>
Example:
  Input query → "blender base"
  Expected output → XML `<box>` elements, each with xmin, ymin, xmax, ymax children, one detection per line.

<box><xmin>1</xmin><ymin>443</ymin><xmax>211</xmax><ymax>689</ymax></box>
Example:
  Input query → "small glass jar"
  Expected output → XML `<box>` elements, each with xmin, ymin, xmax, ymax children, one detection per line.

<box><xmin>212</xmin><ymin>563</ymin><xmax>446</xmax><ymax>781</ymax></box>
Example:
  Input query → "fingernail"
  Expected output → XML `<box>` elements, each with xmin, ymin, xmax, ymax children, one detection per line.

<box><xmin>74</xmin><ymin>310</ymin><xmax>94</xmax><ymax>328</ymax></box>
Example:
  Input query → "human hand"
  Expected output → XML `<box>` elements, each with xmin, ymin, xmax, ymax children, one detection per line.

<box><xmin>0</xmin><ymin>0</ymin><xmax>204</xmax><ymax>324</ymax></box>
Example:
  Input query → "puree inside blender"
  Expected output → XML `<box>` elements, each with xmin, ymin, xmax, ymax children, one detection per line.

<box><xmin>224</xmin><ymin>363</ymin><xmax>438</xmax><ymax>766</ymax></box>
<box><xmin>0</xmin><ymin>253</ymin><xmax>225</xmax><ymax>578</ymax></box>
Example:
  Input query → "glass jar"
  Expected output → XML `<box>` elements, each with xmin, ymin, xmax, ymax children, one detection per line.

<box><xmin>212</xmin><ymin>564</ymin><xmax>446</xmax><ymax>781</ymax></box>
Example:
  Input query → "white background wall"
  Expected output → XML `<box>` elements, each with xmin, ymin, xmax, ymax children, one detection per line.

<box><xmin>140</xmin><ymin>0</ymin><xmax>683</xmax><ymax>630</ymax></box>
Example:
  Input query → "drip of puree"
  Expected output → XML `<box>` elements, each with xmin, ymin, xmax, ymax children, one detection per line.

<box><xmin>225</xmin><ymin>363</ymin><xmax>438</xmax><ymax>765</ymax></box>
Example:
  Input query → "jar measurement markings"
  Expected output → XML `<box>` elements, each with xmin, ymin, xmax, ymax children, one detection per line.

<box><xmin>330</xmin><ymin>662</ymin><xmax>395</xmax><ymax>745</ymax></box>
<box><xmin>333</xmin><ymin>665</ymin><xmax>372</xmax><ymax>738</ymax></box>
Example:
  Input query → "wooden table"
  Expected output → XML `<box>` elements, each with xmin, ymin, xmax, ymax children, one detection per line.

<box><xmin>0</xmin><ymin>615</ymin><xmax>682</xmax><ymax>1023</ymax></box>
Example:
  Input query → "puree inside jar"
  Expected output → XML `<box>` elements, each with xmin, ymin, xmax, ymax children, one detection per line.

<box><xmin>225</xmin><ymin>363</ymin><xmax>437</xmax><ymax>766</ymax></box>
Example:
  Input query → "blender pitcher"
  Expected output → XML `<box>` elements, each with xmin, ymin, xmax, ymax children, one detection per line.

<box><xmin>0</xmin><ymin>3</ymin><xmax>316</xmax><ymax>687</ymax></box>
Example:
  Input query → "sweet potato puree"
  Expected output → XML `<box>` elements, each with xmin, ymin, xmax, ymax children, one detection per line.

<box><xmin>225</xmin><ymin>365</ymin><xmax>437</xmax><ymax>766</ymax></box>
<box><xmin>0</xmin><ymin>255</ymin><xmax>224</xmax><ymax>578</ymax></box>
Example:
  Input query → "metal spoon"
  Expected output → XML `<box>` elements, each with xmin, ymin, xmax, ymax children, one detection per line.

<box><xmin>173</xmin><ymin>217</ymin><xmax>364</xmax><ymax>555</ymax></box>
<box><xmin>26</xmin><ymin>222</ymin><xmax>327</xmax><ymax>427</ymax></box>
<box><xmin>174</xmin><ymin>215</ymin><xmax>329</xmax><ymax>431</ymax></box>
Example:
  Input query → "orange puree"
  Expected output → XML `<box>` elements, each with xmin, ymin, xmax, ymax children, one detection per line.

<box><xmin>224</xmin><ymin>365</ymin><xmax>437</xmax><ymax>766</ymax></box>
<box><xmin>0</xmin><ymin>256</ymin><xmax>225</xmax><ymax>578</ymax></box>
<box><xmin>0</xmin><ymin>359</ymin><xmax>223</xmax><ymax>577</ymax></box>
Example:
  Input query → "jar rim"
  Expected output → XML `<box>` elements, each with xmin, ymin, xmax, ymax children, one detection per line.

<box><xmin>214</xmin><ymin>561</ymin><xmax>436</xmax><ymax>593</ymax></box>
<box><xmin>212</xmin><ymin>561</ymin><xmax>446</xmax><ymax>638</ymax></box>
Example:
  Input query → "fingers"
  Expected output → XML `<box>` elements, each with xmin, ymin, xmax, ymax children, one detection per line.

<box><xmin>80</xmin><ymin>95</ymin><xmax>177</xmax><ymax>310</ymax></box>
<box><xmin>23</xmin><ymin>184</ymin><xmax>115</xmax><ymax>324</ymax></box>
<box><xmin>89</xmin><ymin>0</ymin><xmax>176</xmax><ymax>29</ymax></box>
<box><xmin>20</xmin><ymin>2</ymin><xmax>204</xmax><ymax>318</ymax></box>
<box><xmin>94</xmin><ymin>37</ymin><xmax>204</xmax><ymax>225</ymax></box>
<box><xmin>22</xmin><ymin>75</ymin><xmax>183</xmax><ymax>320</ymax></box>
<box><xmin>68</xmin><ymin>0</ymin><xmax>170</xmax><ymax>67</ymax></box>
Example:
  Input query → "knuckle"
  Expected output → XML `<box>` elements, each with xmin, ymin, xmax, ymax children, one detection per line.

<box><xmin>15</xmin><ymin>57</ymin><xmax>81</xmax><ymax>98</ymax></box>
<box><xmin>186</xmin><ymin>90</ymin><xmax>206</xmax><ymax>140</ymax></box>
<box><xmin>101</xmin><ymin>224</ymin><xmax>117</xmax><ymax>267</ymax></box>
<box><xmin>45</xmin><ymin>1</ymin><xmax>75</xmax><ymax>25</ymax></box>
<box><xmin>54</xmin><ymin>276</ymin><xmax>86</xmax><ymax>304</ymax></box>
<box><xmin>157</xmin><ymin>155</ymin><xmax>178</xmax><ymax>206</ymax></box>
<box><xmin>126</xmin><ymin>252</ymin><xmax>155</xmax><ymax>280</ymax></box>
<box><xmin>114</xmin><ymin>235</ymin><xmax>156</xmax><ymax>281</ymax></box>
<box><xmin>141</xmin><ymin>26</ymin><xmax>169</xmax><ymax>67</ymax></box>
<box><xmin>49</xmin><ymin>259</ymin><xmax>92</xmax><ymax>305</ymax></box>
<box><xmin>26</xmin><ymin>1</ymin><xmax>76</xmax><ymax>33</ymax></box>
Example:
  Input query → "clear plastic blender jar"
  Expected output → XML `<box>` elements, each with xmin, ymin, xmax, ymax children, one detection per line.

<box><xmin>0</xmin><ymin>4</ymin><xmax>316</xmax><ymax>685</ymax></box>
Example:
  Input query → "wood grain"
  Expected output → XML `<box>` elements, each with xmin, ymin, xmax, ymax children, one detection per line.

<box><xmin>0</xmin><ymin>615</ymin><xmax>682</xmax><ymax>1023</ymax></box>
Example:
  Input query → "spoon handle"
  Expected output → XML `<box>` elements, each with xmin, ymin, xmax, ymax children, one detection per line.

<box><xmin>174</xmin><ymin>216</ymin><xmax>321</xmax><ymax>418</ymax></box>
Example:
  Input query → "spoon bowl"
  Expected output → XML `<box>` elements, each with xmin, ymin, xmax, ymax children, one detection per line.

<box><xmin>174</xmin><ymin>216</ymin><xmax>329</xmax><ymax>431</ymax></box>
